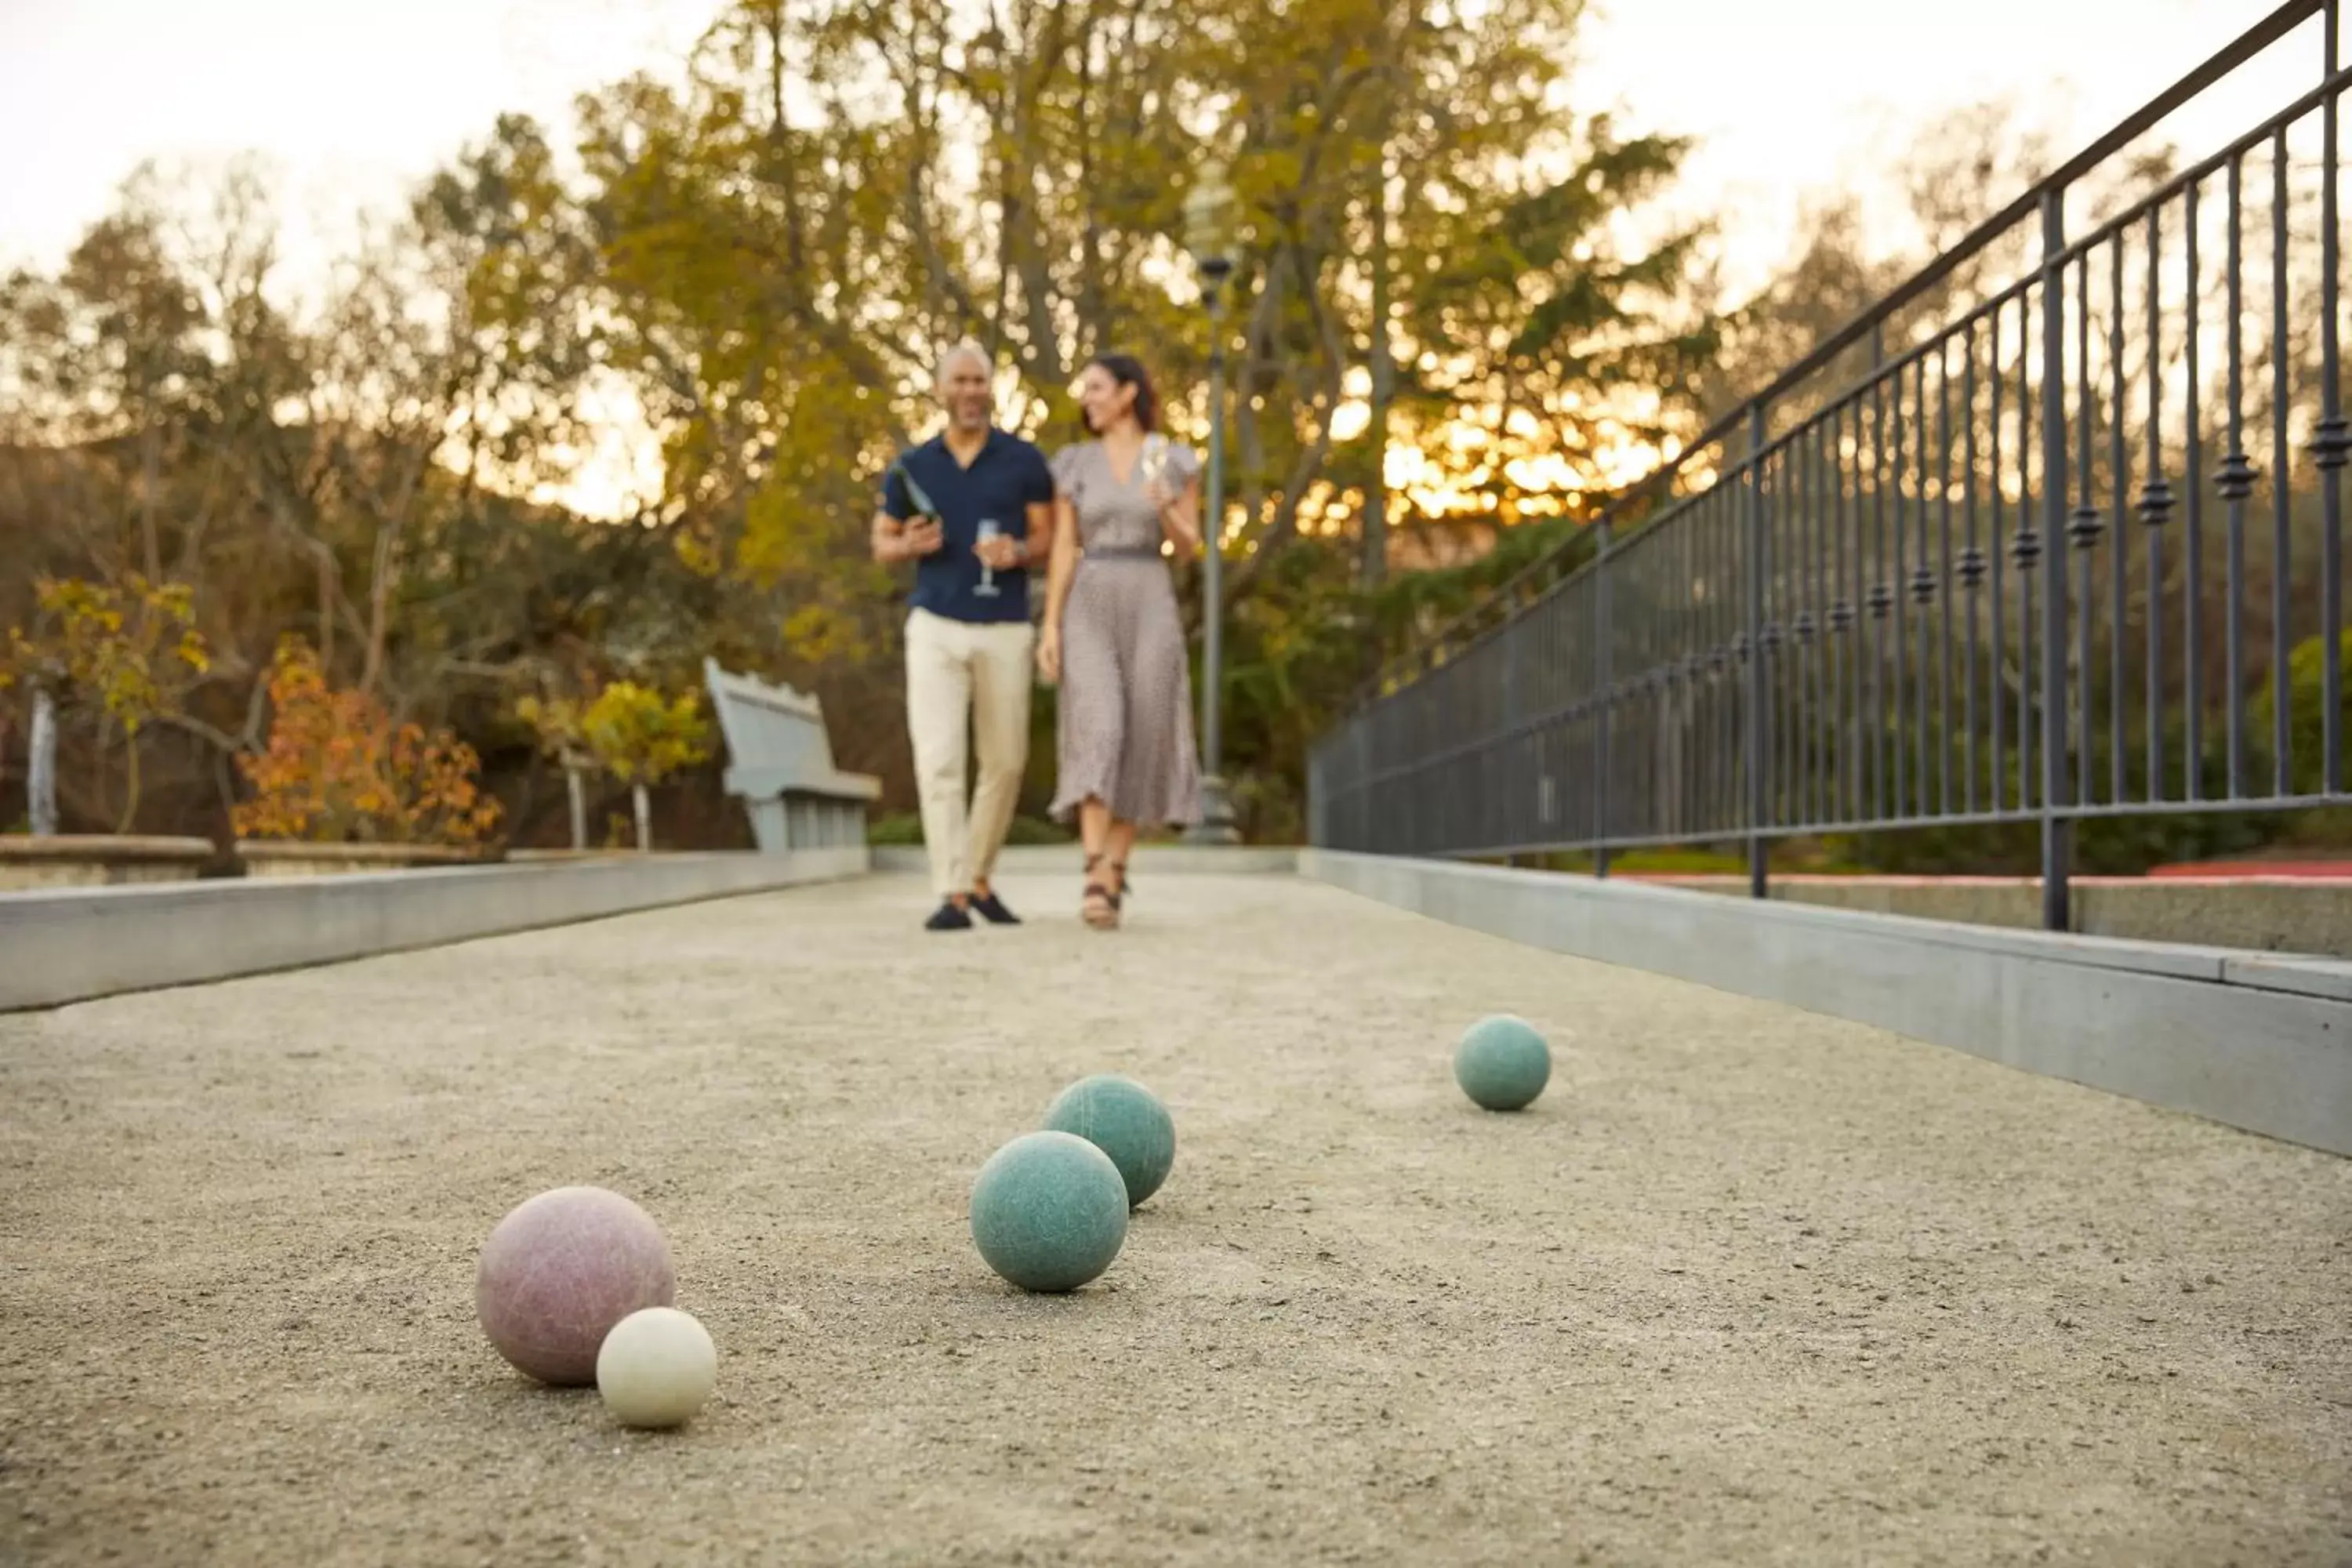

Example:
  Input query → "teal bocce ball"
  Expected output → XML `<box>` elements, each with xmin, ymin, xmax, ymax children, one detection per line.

<box><xmin>969</xmin><ymin>1131</ymin><xmax>1131</xmax><ymax>1293</ymax></box>
<box><xmin>1454</xmin><ymin>1014</ymin><xmax>1552</xmax><ymax>1111</ymax></box>
<box><xmin>1042</xmin><ymin>1073</ymin><xmax>1177</xmax><ymax>1207</ymax></box>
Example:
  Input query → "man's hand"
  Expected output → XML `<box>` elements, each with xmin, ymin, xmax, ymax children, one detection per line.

<box><xmin>893</xmin><ymin>519</ymin><xmax>946</xmax><ymax>561</ymax></box>
<box><xmin>975</xmin><ymin>532</ymin><xmax>1025</xmax><ymax>571</ymax></box>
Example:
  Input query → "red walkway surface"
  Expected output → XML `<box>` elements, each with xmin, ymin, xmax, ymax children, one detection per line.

<box><xmin>1615</xmin><ymin>861</ymin><xmax>2352</xmax><ymax>886</ymax></box>
<box><xmin>2146</xmin><ymin>858</ymin><xmax>2352</xmax><ymax>880</ymax></box>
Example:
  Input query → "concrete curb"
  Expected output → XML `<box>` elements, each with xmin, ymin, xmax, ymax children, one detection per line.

<box><xmin>0</xmin><ymin>848</ymin><xmax>869</xmax><ymax>1013</ymax></box>
<box><xmin>1624</xmin><ymin>872</ymin><xmax>2352</xmax><ymax>960</ymax></box>
<box><xmin>870</xmin><ymin>844</ymin><xmax>1300</xmax><ymax>877</ymax></box>
<box><xmin>1302</xmin><ymin>850</ymin><xmax>2352</xmax><ymax>1159</ymax></box>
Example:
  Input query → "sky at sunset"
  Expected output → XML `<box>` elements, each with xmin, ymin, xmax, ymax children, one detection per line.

<box><xmin>2</xmin><ymin>0</ymin><xmax>2317</xmax><ymax>289</ymax></box>
<box><xmin>0</xmin><ymin>0</ymin><xmax>2327</xmax><ymax>515</ymax></box>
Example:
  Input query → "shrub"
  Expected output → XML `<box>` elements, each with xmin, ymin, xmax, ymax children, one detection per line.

<box><xmin>231</xmin><ymin>638</ymin><xmax>502</xmax><ymax>847</ymax></box>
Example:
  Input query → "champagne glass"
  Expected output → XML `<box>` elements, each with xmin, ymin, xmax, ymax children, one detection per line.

<box><xmin>1139</xmin><ymin>434</ymin><xmax>1168</xmax><ymax>495</ymax></box>
<box><xmin>975</xmin><ymin>517</ymin><xmax>1004</xmax><ymax>597</ymax></box>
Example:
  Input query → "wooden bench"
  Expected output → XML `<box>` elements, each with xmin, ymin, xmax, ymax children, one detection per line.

<box><xmin>702</xmin><ymin>659</ymin><xmax>882</xmax><ymax>852</ymax></box>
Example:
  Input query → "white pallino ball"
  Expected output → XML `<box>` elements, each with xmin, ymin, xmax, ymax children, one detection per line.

<box><xmin>596</xmin><ymin>1306</ymin><xmax>718</xmax><ymax>1429</ymax></box>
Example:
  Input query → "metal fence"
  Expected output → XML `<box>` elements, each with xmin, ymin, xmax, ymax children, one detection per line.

<box><xmin>1308</xmin><ymin>0</ymin><xmax>2352</xmax><ymax>928</ymax></box>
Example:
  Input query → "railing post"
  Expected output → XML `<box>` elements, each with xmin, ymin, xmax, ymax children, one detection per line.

<box><xmin>1592</xmin><ymin>518</ymin><xmax>1613</xmax><ymax>878</ymax></box>
<box><xmin>1744</xmin><ymin>401</ymin><xmax>1770</xmax><ymax>899</ymax></box>
<box><xmin>2320</xmin><ymin>0</ymin><xmax>2347</xmax><ymax>798</ymax></box>
<box><xmin>2038</xmin><ymin>187</ymin><xmax>2075</xmax><ymax>931</ymax></box>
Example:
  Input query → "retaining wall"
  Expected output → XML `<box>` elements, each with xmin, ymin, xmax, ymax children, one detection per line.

<box><xmin>1305</xmin><ymin>851</ymin><xmax>2352</xmax><ymax>1158</ymax></box>
<box><xmin>0</xmin><ymin>848</ymin><xmax>868</xmax><ymax>1012</ymax></box>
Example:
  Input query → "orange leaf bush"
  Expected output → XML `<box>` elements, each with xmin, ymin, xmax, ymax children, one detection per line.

<box><xmin>232</xmin><ymin>638</ymin><xmax>503</xmax><ymax>847</ymax></box>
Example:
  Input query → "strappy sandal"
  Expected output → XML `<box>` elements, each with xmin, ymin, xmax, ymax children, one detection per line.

<box><xmin>1081</xmin><ymin>853</ymin><xmax>1122</xmax><ymax>931</ymax></box>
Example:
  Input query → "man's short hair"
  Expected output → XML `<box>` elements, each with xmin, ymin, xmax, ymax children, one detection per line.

<box><xmin>935</xmin><ymin>338</ymin><xmax>992</xmax><ymax>383</ymax></box>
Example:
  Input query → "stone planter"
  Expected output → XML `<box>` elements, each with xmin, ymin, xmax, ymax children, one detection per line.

<box><xmin>232</xmin><ymin>840</ymin><xmax>504</xmax><ymax>879</ymax></box>
<box><xmin>0</xmin><ymin>834</ymin><xmax>218</xmax><ymax>891</ymax></box>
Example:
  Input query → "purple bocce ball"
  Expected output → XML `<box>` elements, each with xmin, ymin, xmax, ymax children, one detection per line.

<box><xmin>475</xmin><ymin>1185</ymin><xmax>677</xmax><ymax>1385</ymax></box>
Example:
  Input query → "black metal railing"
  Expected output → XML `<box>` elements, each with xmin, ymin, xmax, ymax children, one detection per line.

<box><xmin>1308</xmin><ymin>0</ymin><xmax>2351</xmax><ymax>927</ymax></box>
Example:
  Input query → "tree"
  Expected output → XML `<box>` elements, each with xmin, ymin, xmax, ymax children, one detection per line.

<box><xmin>579</xmin><ymin>683</ymin><xmax>713</xmax><ymax>851</ymax></box>
<box><xmin>565</xmin><ymin>0</ymin><xmax>1714</xmax><ymax>591</ymax></box>
<box><xmin>2</xmin><ymin>575</ymin><xmax>210</xmax><ymax>833</ymax></box>
<box><xmin>535</xmin><ymin>0</ymin><xmax>1722</xmax><ymax>824</ymax></box>
<box><xmin>230</xmin><ymin>638</ymin><xmax>502</xmax><ymax>848</ymax></box>
<box><xmin>514</xmin><ymin>688</ymin><xmax>597</xmax><ymax>851</ymax></box>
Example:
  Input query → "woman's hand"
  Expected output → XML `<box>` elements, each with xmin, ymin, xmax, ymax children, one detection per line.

<box><xmin>1150</xmin><ymin>474</ymin><xmax>1202</xmax><ymax>554</ymax></box>
<box><xmin>1036</xmin><ymin>623</ymin><xmax>1062</xmax><ymax>684</ymax></box>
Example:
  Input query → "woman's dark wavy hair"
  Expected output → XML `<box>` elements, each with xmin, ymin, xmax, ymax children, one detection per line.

<box><xmin>1083</xmin><ymin>353</ymin><xmax>1160</xmax><ymax>434</ymax></box>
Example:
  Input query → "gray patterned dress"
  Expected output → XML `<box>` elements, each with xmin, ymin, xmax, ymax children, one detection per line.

<box><xmin>1047</xmin><ymin>439</ymin><xmax>1203</xmax><ymax>827</ymax></box>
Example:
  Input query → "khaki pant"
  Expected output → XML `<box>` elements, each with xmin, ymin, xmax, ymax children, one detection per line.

<box><xmin>906</xmin><ymin>608</ymin><xmax>1036</xmax><ymax>899</ymax></box>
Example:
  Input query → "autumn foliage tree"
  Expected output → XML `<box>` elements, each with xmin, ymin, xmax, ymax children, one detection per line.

<box><xmin>579</xmin><ymin>683</ymin><xmax>713</xmax><ymax>851</ymax></box>
<box><xmin>513</xmin><ymin>689</ymin><xmax>597</xmax><ymax>850</ymax></box>
<box><xmin>230</xmin><ymin>639</ymin><xmax>502</xmax><ymax>848</ymax></box>
<box><xmin>2</xmin><ymin>575</ymin><xmax>210</xmax><ymax>833</ymax></box>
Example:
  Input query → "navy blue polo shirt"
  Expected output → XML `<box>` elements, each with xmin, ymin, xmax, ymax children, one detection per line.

<box><xmin>880</xmin><ymin>430</ymin><xmax>1054</xmax><ymax>625</ymax></box>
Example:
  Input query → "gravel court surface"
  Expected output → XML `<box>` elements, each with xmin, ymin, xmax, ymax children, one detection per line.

<box><xmin>2</xmin><ymin>869</ymin><xmax>2347</xmax><ymax>1566</ymax></box>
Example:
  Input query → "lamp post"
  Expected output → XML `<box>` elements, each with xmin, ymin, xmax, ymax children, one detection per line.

<box><xmin>1182</xmin><ymin>160</ymin><xmax>1243</xmax><ymax>844</ymax></box>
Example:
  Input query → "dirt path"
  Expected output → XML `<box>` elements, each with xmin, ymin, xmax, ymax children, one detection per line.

<box><xmin>2</xmin><ymin>870</ymin><xmax>2347</xmax><ymax>1566</ymax></box>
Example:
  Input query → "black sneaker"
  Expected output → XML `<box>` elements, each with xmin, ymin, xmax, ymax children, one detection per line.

<box><xmin>925</xmin><ymin>900</ymin><xmax>973</xmax><ymax>931</ymax></box>
<box><xmin>969</xmin><ymin>889</ymin><xmax>1021</xmax><ymax>926</ymax></box>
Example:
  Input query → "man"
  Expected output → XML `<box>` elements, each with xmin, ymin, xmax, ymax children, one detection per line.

<box><xmin>871</xmin><ymin>340</ymin><xmax>1057</xmax><ymax>931</ymax></box>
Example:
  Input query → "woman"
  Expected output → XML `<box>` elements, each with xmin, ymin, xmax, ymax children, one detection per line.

<box><xmin>1036</xmin><ymin>354</ymin><xmax>1204</xmax><ymax>930</ymax></box>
